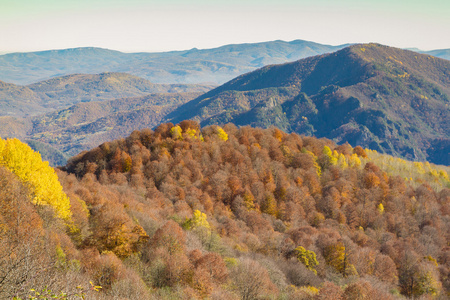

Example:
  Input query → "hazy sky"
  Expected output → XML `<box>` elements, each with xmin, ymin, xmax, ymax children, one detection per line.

<box><xmin>1</xmin><ymin>0</ymin><xmax>449</xmax><ymax>53</ymax></box>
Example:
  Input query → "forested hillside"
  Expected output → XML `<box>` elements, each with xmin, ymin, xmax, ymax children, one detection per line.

<box><xmin>166</xmin><ymin>43</ymin><xmax>450</xmax><ymax>165</ymax></box>
<box><xmin>1</xmin><ymin>123</ymin><xmax>448</xmax><ymax>299</ymax></box>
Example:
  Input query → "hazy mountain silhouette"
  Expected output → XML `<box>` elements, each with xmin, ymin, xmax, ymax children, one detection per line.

<box><xmin>0</xmin><ymin>40</ymin><xmax>349</xmax><ymax>85</ymax></box>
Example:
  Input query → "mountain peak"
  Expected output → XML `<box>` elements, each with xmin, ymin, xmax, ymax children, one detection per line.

<box><xmin>166</xmin><ymin>44</ymin><xmax>450</xmax><ymax>165</ymax></box>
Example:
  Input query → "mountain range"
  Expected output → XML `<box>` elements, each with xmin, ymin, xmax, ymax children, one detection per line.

<box><xmin>165</xmin><ymin>43</ymin><xmax>450</xmax><ymax>165</ymax></box>
<box><xmin>0</xmin><ymin>43</ymin><xmax>449</xmax><ymax>166</ymax></box>
<box><xmin>0</xmin><ymin>40</ymin><xmax>350</xmax><ymax>85</ymax></box>
<box><xmin>1</xmin><ymin>40</ymin><xmax>449</xmax><ymax>87</ymax></box>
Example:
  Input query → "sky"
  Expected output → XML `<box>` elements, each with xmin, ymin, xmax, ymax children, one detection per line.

<box><xmin>1</xmin><ymin>0</ymin><xmax>449</xmax><ymax>53</ymax></box>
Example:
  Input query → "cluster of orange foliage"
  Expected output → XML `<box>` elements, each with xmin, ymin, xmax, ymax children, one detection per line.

<box><xmin>1</xmin><ymin>121</ymin><xmax>448</xmax><ymax>299</ymax></box>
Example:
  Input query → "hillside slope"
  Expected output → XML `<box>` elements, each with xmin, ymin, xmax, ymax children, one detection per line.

<box><xmin>26</xmin><ymin>92</ymin><xmax>202</xmax><ymax>158</ymax></box>
<box><xmin>60</xmin><ymin>123</ymin><xmax>449</xmax><ymax>299</ymax></box>
<box><xmin>166</xmin><ymin>44</ymin><xmax>450</xmax><ymax>165</ymax></box>
<box><xmin>0</xmin><ymin>72</ymin><xmax>213</xmax><ymax>117</ymax></box>
<box><xmin>0</xmin><ymin>80</ymin><xmax>44</xmax><ymax>116</ymax></box>
<box><xmin>1</xmin><ymin>123</ymin><xmax>448</xmax><ymax>298</ymax></box>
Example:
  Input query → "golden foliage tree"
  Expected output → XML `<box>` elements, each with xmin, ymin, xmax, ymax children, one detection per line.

<box><xmin>183</xmin><ymin>210</ymin><xmax>210</xmax><ymax>230</ymax></box>
<box><xmin>295</xmin><ymin>246</ymin><xmax>319</xmax><ymax>274</ymax></box>
<box><xmin>0</xmin><ymin>138</ymin><xmax>71</xmax><ymax>220</ymax></box>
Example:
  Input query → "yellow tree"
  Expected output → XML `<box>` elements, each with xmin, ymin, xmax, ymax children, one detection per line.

<box><xmin>294</xmin><ymin>246</ymin><xmax>319</xmax><ymax>274</ymax></box>
<box><xmin>323</xmin><ymin>241</ymin><xmax>357</xmax><ymax>277</ymax></box>
<box><xmin>170</xmin><ymin>125</ymin><xmax>183</xmax><ymax>140</ymax></box>
<box><xmin>0</xmin><ymin>138</ymin><xmax>71</xmax><ymax>220</ymax></box>
<box><xmin>323</xmin><ymin>146</ymin><xmax>338</xmax><ymax>166</ymax></box>
<box><xmin>183</xmin><ymin>210</ymin><xmax>210</xmax><ymax>230</ymax></box>
<box><xmin>216</xmin><ymin>126</ymin><xmax>228</xmax><ymax>141</ymax></box>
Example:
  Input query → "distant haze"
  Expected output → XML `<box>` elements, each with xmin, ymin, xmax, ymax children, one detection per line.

<box><xmin>1</xmin><ymin>0</ymin><xmax>449</xmax><ymax>53</ymax></box>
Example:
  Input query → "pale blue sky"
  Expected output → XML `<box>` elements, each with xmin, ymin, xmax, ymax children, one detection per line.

<box><xmin>1</xmin><ymin>0</ymin><xmax>449</xmax><ymax>53</ymax></box>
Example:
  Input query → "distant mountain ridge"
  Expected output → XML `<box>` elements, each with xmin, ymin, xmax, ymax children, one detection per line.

<box><xmin>0</xmin><ymin>40</ymin><xmax>349</xmax><ymax>85</ymax></box>
<box><xmin>0</xmin><ymin>72</ymin><xmax>213</xmax><ymax>117</ymax></box>
<box><xmin>1</xmin><ymin>41</ymin><xmax>449</xmax><ymax>87</ymax></box>
<box><xmin>420</xmin><ymin>49</ymin><xmax>450</xmax><ymax>61</ymax></box>
<box><xmin>165</xmin><ymin>43</ymin><xmax>450</xmax><ymax>165</ymax></box>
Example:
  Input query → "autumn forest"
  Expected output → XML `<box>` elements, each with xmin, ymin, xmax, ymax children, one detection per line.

<box><xmin>1</xmin><ymin>121</ymin><xmax>448</xmax><ymax>299</ymax></box>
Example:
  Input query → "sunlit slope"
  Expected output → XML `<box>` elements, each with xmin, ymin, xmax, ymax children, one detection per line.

<box><xmin>166</xmin><ymin>44</ymin><xmax>450</xmax><ymax>165</ymax></box>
